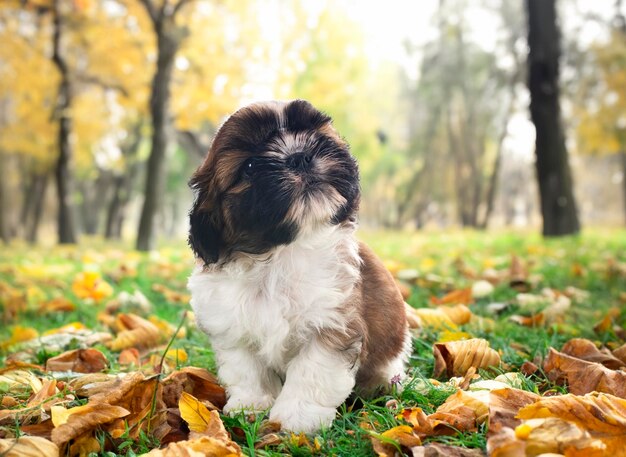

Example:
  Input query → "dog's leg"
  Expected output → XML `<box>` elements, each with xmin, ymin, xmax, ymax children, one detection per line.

<box><xmin>217</xmin><ymin>345</ymin><xmax>281</xmax><ymax>415</ymax></box>
<box><xmin>269</xmin><ymin>338</ymin><xmax>358</xmax><ymax>432</ymax></box>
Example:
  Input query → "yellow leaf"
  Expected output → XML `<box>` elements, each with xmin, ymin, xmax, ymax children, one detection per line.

<box><xmin>179</xmin><ymin>392</ymin><xmax>214</xmax><ymax>434</ymax></box>
<box><xmin>0</xmin><ymin>326</ymin><xmax>38</xmax><ymax>349</ymax></box>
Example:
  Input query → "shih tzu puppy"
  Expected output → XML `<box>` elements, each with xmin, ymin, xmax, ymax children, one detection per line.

<box><xmin>187</xmin><ymin>100</ymin><xmax>410</xmax><ymax>433</ymax></box>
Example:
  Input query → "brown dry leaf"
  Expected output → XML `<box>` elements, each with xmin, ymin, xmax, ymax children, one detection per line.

<box><xmin>429</xmin><ymin>390</ymin><xmax>489</xmax><ymax>433</ymax></box>
<box><xmin>369</xmin><ymin>425</ymin><xmax>422</xmax><ymax>457</ymax></box>
<box><xmin>105</xmin><ymin>376</ymin><xmax>166</xmax><ymax>439</ymax></box>
<box><xmin>516</xmin><ymin>392</ymin><xmax>626</xmax><ymax>456</ymax></box>
<box><xmin>509</xmin><ymin>313</ymin><xmax>544</xmax><ymax>327</ymax></box>
<box><xmin>508</xmin><ymin>255</ymin><xmax>530</xmax><ymax>292</ymax></box>
<box><xmin>0</xmin><ymin>436</ymin><xmax>60</xmax><ymax>457</ymax></box>
<box><xmin>613</xmin><ymin>343</ymin><xmax>626</xmax><ymax>364</ymax></box>
<box><xmin>45</xmin><ymin>348</ymin><xmax>108</xmax><ymax>373</ymax></box>
<box><xmin>543</xmin><ymin>347</ymin><xmax>626</xmax><ymax>397</ymax></box>
<box><xmin>488</xmin><ymin>388</ymin><xmax>541</xmax><ymax>436</ymax></box>
<box><xmin>560</xmin><ymin>338</ymin><xmax>624</xmax><ymax>369</ymax></box>
<box><xmin>144</xmin><ymin>435</ymin><xmax>242</xmax><ymax>456</ymax></box>
<box><xmin>86</xmin><ymin>372</ymin><xmax>145</xmax><ymax>402</ymax></box>
<box><xmin>163</xmin><ymin>367</ymin><xmax>226</xmax><ymax>410</ymax></box>
<box><xmin>39</xmin><ymin>297</ymin><xmax>75</xmax><ymax>313</ymax></box>
<box><xmin>118</xmin><ymin>347</ymin><xmax>141</xmax><ymax>366</ymax></box>
<box><xmin>431</xmin><ymin>288</ymin><xmax>474</xmax><ymax>306</ymax></box>
<box><xmin>593</xmin><ymin>307</ymin><xmax>621</xmax><ymax>333</ymax></box>
<box><xmin>106</xmin><ymin>313</ymin><xmax>163</xmax><ymax>351</ymax></box>
<box><xmin>433</xmin><ymin>338</ymin><xmax>501</xmax><ymax>379</ymax></box>
<box><xmin>254</xmin><ymin>433</ymin><xmax>283</xmax><ymax>449</ymax></box>
<box><xmin>410</xmin><ymin>442</ymin><xmax>485</xmax><ymax>457</ymax></box>
<box><xmin>487</xmin><ymin>427</ymin><xmax>527</xmax><ymax>457</ymax></box>
<box><xmin>51</xmin><ymin>403</ymin><xmax>130</xmax><ymax>445</ymax></box>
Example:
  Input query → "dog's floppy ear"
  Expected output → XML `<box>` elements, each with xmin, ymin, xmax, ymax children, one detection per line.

<box><xmin>188</xmin><ymin>174</ymin><xmax>223</xmax><ymax>265</ymax></box>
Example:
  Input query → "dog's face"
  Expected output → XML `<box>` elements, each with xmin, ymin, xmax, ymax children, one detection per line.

<box><xmin>189</xmin><ymin>100</ymin><xmax>360</xmax><ymax>265</ymax></box>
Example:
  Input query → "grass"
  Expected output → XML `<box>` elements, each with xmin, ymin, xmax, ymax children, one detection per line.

<box><xmin>1</xmin><ymin>228</ymin><xmax>626</xmax><ymax>455</ymax></box>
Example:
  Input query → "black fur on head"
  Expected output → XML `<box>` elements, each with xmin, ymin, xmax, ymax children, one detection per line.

<box><xmin>188</xmin><ymin>99</ymin><xmax>360</xmax><ymax>266</ymax></box>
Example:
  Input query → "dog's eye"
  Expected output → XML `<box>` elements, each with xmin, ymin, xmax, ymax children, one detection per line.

<box><xmin>242</xmin><ymin>158</ymin><xmax>256</xmax><ymax>178</ymax></box>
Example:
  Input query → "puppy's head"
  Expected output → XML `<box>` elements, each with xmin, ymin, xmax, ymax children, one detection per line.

<box><xmin>189</xmin><ymin>100</ymin><xmax>360</xmax><ymax>265</ymax></box>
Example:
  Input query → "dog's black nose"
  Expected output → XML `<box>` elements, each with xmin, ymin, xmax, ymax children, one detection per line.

<box><xmin>287</xmin><ymin>152</ymin><xmax>313</xmax><ymax>171</ymax></box>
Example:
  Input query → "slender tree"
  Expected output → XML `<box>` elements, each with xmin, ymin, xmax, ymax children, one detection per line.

<box><xmin>135</xmin><ymin>0</ymin><xmax>191</xmax><ymax>251</ymax></box>
<box><xmin>526</xmin><ymin>0</ymin><xmax>580</xmax><ymax>236</ymax></box>
<box><xmin>52</xmin><ymin>0</ymin><xmax>78</xmax><ymax>243</ymax></box>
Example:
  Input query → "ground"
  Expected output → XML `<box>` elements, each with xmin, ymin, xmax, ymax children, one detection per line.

<box><xmin>1</xmin><ymin>229</ymin><xmax>625</xmax><ymax>456</ymax></box>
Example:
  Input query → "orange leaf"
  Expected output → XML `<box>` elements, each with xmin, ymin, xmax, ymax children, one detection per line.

<box><xmin>431</xmin><ymin>288</ymin><xmax>473</xmax><ymax>306</ymax></box>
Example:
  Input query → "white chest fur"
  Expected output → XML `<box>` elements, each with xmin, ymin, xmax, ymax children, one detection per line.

<box><xmin>188</xmin><ymin>226</ymin><xmax>360</xmax><ymax>372</ymax></box>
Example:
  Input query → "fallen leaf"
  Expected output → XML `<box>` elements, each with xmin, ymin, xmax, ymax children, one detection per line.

<box><xmin>45</xmin><ymin>348</ymin><xmax>108</xmax><ymax>373</ymax></box>
<box><xmin>72</xmin><ymin>271</ymin><xmax>113</xmax><ymax>302</ymax></box>
<box><xmin>431</xmin><ymin>288</ymin><xmax>473</xmax><ymax>306</ymax></box>
<box><xmin>410</xmin><ymin>442</ymin><xmax>485</xmax><ymax>456</ymax></box>
<box><xmin>410</xmin><ymin>305</ymin><xmax>472</xmax><ymax>330</ymax></box>
<box><xmin>560</xmin><ymin>338</ymin><xmax>624</xmax><ymax>369</ymax></box>
<box><xmin>0</xmin><ymin>326</ymin><xmax>38</xmax><ymax>349</ymax></box>
<box><xmin>429</xmin><ymin>390</ymin><xmax>489</xmax><ymax>433</ymax></box>
<box><xmin>471</xmin><ymin>280</ymin><xmax>494</xmax><ymax>298</ymax></box>
<box><xmin>487</xmin><ymin>427</ymin><xmax>526</xmax><ymax>457</ymax></box>
<box><xmin>509</xmin><ymin>313</ymin><xmax>545</xmax><ymax>327</ymax></box>
<box><xmin>543</xmin><ymin>347</ymin><xmax>626</xmax><ymax>397</ymax></box>
<box><xmin>118</xmin><ymin>347</ymin><xmax>141</xmax><ymax>366</ymax></box>
<box><xmin>508</xmin><ymin>255</ymin><xmax>530</xmax><ymax>292</ymax></box>
<box><xmin>514</xmin><ymin>417</ymin><xmax>605</xmax><ymax>456</ymax></box>
<box><xmin>144</xmin><ymin>435</ymin><xmax>242</xmax><ymax>456</ymax></box>
<box><xmin>593</xmin><ymin>307</ymin><xmax>621</xmax><ymax>333</ymax></box>
<box><xmin>0</xmin><ymin>436</ymin><xmax>59</xmax><ymax>457</ymax></box>
<box><xmin>369</xmin><ymin>425</ymin><xmax>422</xmax><ymax>457</ymax></box>
<box><xmin>163</xmin><ymin>367</ymin><xmax>226</xmax><ymax>410</ymax></box>
<box><xmin>39</xmin><ymin>297</ymin><xmax>75</xmax><ymax>313</ymax></box>
<box><xmin>179</xmin><ymin>392</ymin><xmax>229</xmax><ymax>442</ymax></box>
<box><xmin>487</xmin><ymin>388</ymin><xmax>540</xmax><ymax>436</ymax></box>
<box><xmin>51</xmin><ymin>403</ymin><xmax>130</xmax><ymax>445</ymax></box>
<box><xmin>106</xmin><ymin>313</ymin><xmax>162</xmax><ymax>351</ymax></box>
<box><xmin>516</xmin><ymin>392</ymin><xmax>626</xmax><ymax>456</ymax></box>
<box><xmin>433</xmin><ymin>338</ymin><xmax>501</xmax><ymax>379</ymax></box>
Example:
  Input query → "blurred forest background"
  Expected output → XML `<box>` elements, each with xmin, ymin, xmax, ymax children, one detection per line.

<box><xmin>0</xmin><ymin>0</ymin><xmax>625</xmax><ymax>250</ymax></box>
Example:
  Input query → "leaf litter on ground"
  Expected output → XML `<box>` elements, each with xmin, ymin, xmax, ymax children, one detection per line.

<box><xmin>1</xmin><ymin>230</ymin><xmax>626</xmax><ymax>455</ymax></box>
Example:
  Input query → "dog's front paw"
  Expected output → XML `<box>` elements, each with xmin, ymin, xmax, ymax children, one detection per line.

<box><xmin>223</xmin><ymin>393</ymin><xmax>274</xmax><ymax>416</ymax></box>
<box><xmin>269</xmin><ymin>400</ymin><xmax>336</xmax><ymax>433</ymax></box>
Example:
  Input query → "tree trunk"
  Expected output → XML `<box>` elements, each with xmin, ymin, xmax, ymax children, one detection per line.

<box><xmin>0</xmin><ymin>153</ymin><xmax>8</xmax><ymax>244</ymax></box>
<box><xmin>526</xmin><ymin>0</ymin><xmax>580</xmax><ymax>236</ymax></box>
<box><xmin>620</xmin><ymin>149</ymin><xmax>626</xmax><ymax>224</ymax></box>
<box><xmin>26</xmin><ymin>173</ymin><xmax>49</xmax><ymax>244</ymax></box>
<box><xmin>105</xmin><ymin>122</ymin><xmax>143</xmax><ymax>239</ymax></box>
<box><xmin>136</xmin><ymin>29</ymin><xmax>179</xmax><ymax>251</ymax></box>
<box><xmin>52</xmin><ymin>0</ymin><xmax>77</xmax><ymax>244</ymax></box>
